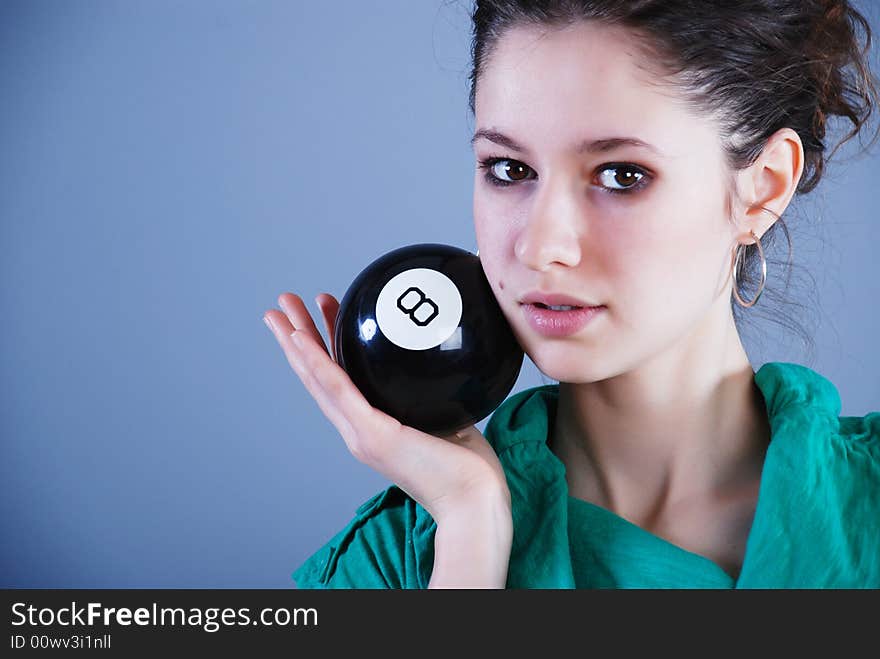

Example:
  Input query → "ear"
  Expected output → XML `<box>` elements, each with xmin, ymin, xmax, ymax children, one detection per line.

<box><xmin>736</xmin><ymin>127</ymin><xmax>805</xmax><ymax>240</ymax></box>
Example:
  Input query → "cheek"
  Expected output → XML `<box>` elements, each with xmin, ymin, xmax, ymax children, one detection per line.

<box><xmin>473</xmin><ymin>192</ymin><xmax>501</xmax><ymax>281</ymax></box>
<box><xmin>473</xmin><ymin>188</ymin><xmax>518</xmax><ymax>261</ymax></box>
<box><xmin>474</xmin><ymin>192</ymin><xmax>527</xmax><ymax>311</ymax></box>
<box><xmin>595</xmin><ymin>204</ymin><xmax>702</xmax><ymax>308</ymax></box>
<box><xmin>593</xmin><ymin>218</ymin><xmax>668</xmax><ymax>293</ymax></box>
<box><xmin>472</xmin><ymin>192</ymin><xmax>489</xmax><ymax>249</ymax></box>
<box><xmin>603</xmin><ymin>207</ymin><xmax>729</xmax><ymax>323</ymax></box>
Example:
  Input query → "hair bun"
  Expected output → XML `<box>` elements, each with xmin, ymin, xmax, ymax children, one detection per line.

<box><xmin>803</xmin><ymin>0</ymin><xmax>876</xmax><ymax>163</ymax></box>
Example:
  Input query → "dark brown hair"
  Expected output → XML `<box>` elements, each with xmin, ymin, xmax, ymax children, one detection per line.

<box><xmin>467</xmin><ymin>0</ymin><xmax>879</xmax><ymax>364</ymax></box>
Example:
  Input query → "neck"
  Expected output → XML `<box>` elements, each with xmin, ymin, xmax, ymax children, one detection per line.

<box><xmin>551</xmin><ymin>302</ymin><xmax>771</xmax><ymax>528</ymax></box>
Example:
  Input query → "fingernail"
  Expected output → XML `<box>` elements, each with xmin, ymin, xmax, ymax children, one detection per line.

<box><xmin>263</xmin><ymin>316</ymin><xmax>275</xmax><ymax>333</ymax></box>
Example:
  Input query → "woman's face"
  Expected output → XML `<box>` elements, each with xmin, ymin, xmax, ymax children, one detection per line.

<box><xmin>473</xmin><ymin>22</ymin><xmax>742</xmax><ymax>382</ymax></box>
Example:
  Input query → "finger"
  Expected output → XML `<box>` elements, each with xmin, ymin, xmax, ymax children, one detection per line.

<box><xmin>264</xmin><ymin>313</ymin><xmax>358</xmax><ymax>437</ymax></box>
<box><xmin>264</xmin><ymin>309</ymin><xmax>294</xmax><ymax>335</ymax></box>
<box><xmin>287</xmin><ymin>327</ymin><xmax>393</xmax><ymax>456</ymax></box>
<box><xmin>266</xmin><ymin>307</ymin><xmax>465</xmax><ymax>475</ymax></box>
<box><xmin>314</xmin><ymin>293</ymin><xmax>341</xmax><ymax>362</ymax></box>
<box><xmin>277</xmin><ymin>293</ymin><xmax>330</xmax><ymax>356</ymax></box>
<box><xmin>263</xmin><ymin>311</ymin><xmax>308</xmax><ymax>373</ymax></box>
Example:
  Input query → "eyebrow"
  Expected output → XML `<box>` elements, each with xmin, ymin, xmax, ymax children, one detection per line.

<box><xmin>470</xmin><ymin>128</ymin><xmax>665</xmax><ymax>157</ymax></box>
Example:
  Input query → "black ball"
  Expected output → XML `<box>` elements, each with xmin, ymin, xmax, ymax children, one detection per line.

<box><xmin>333</xmin><ymin>243</ymin><xmax>524</xmax><ymax>436</ymax></box>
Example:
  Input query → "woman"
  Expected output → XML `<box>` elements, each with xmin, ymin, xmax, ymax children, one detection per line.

<box><xmin>263</xmin><ymin>0</ymin><xmax>879</xmax><ymax>588</ymax></box>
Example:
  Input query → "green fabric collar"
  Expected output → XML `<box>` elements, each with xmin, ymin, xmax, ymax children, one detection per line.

<box><xmin>486</xmin><ymin>361</ymin><xmax>842</xmax><ymax>456</ymax></box>
<box><xmin>483</xmin><ymin>361</ymin><xmax>845</xmax><ymax>588</ymax></box>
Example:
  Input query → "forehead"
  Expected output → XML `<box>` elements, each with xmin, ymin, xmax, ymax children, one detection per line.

<box><xmin>475</xmin><ymin>22</ymin><xmax>704</xmax><ymax>155</ymax></box>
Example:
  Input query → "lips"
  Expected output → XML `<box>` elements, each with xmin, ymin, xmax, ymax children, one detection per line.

<box><xmin>522</xmin><ymin>303</ymin><xmax>605</xmax><ymax>337</ymax></box>
<box><xmin>519</xmin><ymin>291</ymin><xmax>601</xmax><ymax>308</ymax></box>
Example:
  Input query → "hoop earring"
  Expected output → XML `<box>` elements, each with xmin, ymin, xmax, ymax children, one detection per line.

<box><xmin>732</xmin><ymin>229</ymin><xmax>767</xmax><ymax>308</ymax></box>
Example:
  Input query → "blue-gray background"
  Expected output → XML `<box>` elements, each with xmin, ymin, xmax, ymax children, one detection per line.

<box><xmin>2</xmin><ymin>0</ymin><xmax>878</xmax><ymax>588</ymax></box>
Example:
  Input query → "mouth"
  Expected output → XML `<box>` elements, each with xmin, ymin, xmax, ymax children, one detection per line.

<box><xmin>519</xmin><ymin>291</ymin><xmax>602</xmax><ymax>309</ymax></box>
<box><xmin>527</xmin><ymin>302</ymin><xmax>588</xmax><ymax>311</ymax></box>
<box><xmin>521</xmin><ymin>303</ymin><xmax>606</xmax><ymax>337</ymax></box>
<box><xmin>520</xmin><ymin>301</ymin><xmax>606</xmax><ymax>312</ymax></box>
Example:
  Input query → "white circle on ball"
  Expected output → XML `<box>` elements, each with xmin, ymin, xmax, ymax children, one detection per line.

<box><xmin>375</xmin><ymin>268</ymin><xmax>463</xmax><ymax>351</ymax></box>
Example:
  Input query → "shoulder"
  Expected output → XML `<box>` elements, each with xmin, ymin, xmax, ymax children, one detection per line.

<box><xmin>731</xmin><ymin>362</ymin><xmax>880</xmax><ymax>585</ymax></box>
<box><xmin>791</xmin><ymin>411</ymin><xmax>879</xmax><ymax>583</ymax></box>
<box><xmin>834</xmin><ymin>410</ymin><xmax>880</xmax><ymax>465</ymax></box>
<box><xmin>756</xmin><ymin>361</ymin><xmax>878</xmax><ymax>457</ymax></box>
<box><xmin>839</xmin><ymin>408</ymin><xmax>880</xmax><ymax>439</ymax></box>
<box><xmin>758</xmin><ymin>363</ymin><xmax>879</xmax><ymax>540</ymax></box>
<box><xmin>292</xmin><ymin>485</ymin><xmax>436</xmax><ymax>589</ymax></box>
<box><xmin>825</xmin><ymin>411</ymin><xmax>880</xmax><ymax>513</ymax></box>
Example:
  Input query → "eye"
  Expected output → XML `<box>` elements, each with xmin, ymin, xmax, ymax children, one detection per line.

<box><xmin>595</xmin><ymin>164</ymin><xmax>649</xmax><ymax>195</ymax></box>
<box><xmin>477</xmin><ymin>158</ymin><xmax>536</xmax><ymax>187</ymax></box>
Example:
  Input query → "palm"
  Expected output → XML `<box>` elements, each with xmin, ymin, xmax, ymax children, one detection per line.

<box><xmin>264</xmin><ymin>292</ymin><xmax>510</xmax><ymax>522</ymax></box>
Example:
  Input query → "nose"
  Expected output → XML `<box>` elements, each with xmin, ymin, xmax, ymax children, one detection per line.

<box><xmin>514</xmin><ymin>176</ymin><xmax>583</xmax><ymax>272</ymax></box>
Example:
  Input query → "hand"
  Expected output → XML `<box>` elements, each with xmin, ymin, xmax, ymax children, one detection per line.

<box><xmin>263</xmin><ymin>292</ymin><xmax>511</xmax><ymax>524</ymax></box>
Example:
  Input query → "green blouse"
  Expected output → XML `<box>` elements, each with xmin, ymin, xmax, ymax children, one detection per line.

<box><xmin>292</xmin><ymin>362</ymin><xmax>880</xmax><ymax>588</ymax></box>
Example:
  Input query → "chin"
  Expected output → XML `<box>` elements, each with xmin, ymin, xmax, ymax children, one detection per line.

<box><xmin>531</xmin><ymin>353</ymin><xmax>608</xmax><ymax>385</ymax></box>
